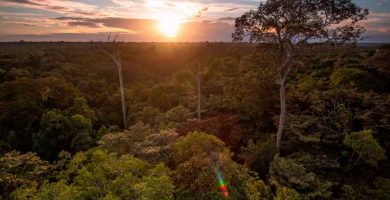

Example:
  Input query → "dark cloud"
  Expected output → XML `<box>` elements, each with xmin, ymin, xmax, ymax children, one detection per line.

<box><xmin>2</xmin><ymin>0</ymin><xmax>40</xmax><ymax>6</ymax></box>
<box><xmin>0</xmin><ymin>32</ymin><xmax>124</xmax><ymax>42</ymax></box>
<box><xmin>46</xmin><ymin>5</ymin><xmax>68</xmax><ymax>10</ymax></box>
<box><xmin>194</xmin><ymin>7</ymin><xmax>209</xmax><ymax>18</ymax></box>
<box><xmin>68</xmin><ymin>21</ymin><xmax>100</xmax><ymax>28</ymax></box>
<box><xmin>4</xmin><ymin>22</ymin><xmax>37</xmax><ymax>26</ymax></box>
<box><xmin>218</xmin><ymin>17</ymin><xmax>236</xmax><ymax>22</ymax></box>
<box><xmin>225</xmin><ymin>8</ymin><xmax>239</xmax><ymax>11</ymax></box>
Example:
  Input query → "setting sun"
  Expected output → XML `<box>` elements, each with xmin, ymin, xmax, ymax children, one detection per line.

<box><xmin>157</xmin><ymin>13</ymin><xmax>182</xmax><ymax>38</ymax></box>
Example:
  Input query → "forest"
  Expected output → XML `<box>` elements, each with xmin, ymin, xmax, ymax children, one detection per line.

<box><xmin>0</xmin><ymin>41</ymin><xmax>389</xmax><ymax>200</ymax></box>
<box><xmin>0</xmin><ymin>0</ymin><xmax>389</xmax><ymax>199</ymax></box>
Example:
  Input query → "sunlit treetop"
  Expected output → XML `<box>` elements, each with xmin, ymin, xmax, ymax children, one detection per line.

<box><xmin>233</xmin><ymin>0</ymin><xmax>369</xmax><ymax>44</ymax></box>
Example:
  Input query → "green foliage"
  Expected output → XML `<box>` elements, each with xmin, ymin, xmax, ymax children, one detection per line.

<box><xmin>165</xmin><ymin>105</ymin><xmax>190</xmax><ymax>124</ymax></box>
<box><xmin>149</xmin><ymin>84</ymin><xmax>172</xmax><ymax>111</ymax></box>
<box><xmin>1</xmin><ymin>43</ymin><xmax>390</xmax><ymax>200</ymax></box>
<box><xmin>330</xmin><ymin>67</ymin><xmax>373</xmax><ymax>90</ymax></box>
<box><xmin>99</xmin><ymin>122</ymin><xmax>178</xmax><ymax>163</ymax></box>
<box><xmin>70</xmin><ymin>114</ymin><xmax>94</xmax><ymax>152</ymax></box>
<box><xmin>98</xmin><ymin>122</ymin><xmax>153</xmax><ymax>156</ymax></box>
<box><xmin>172</xmin><ymin>131</ymin><xmax>226</xmax><ymax>165</ymax></box>
<box><xmin>32</xmin><ymin>109</ymin><xmax>72</xmax><ymax>160</ymax></box>
<box><xmin>239</xmin><ymin>138</ymin><xmax>276</xmax><ymax>178</ymax></box>
<box><xmin>13</xmin><ymin>180</ymin><xmax>79</xmax><ymax>200</ymax></box>
<box><xmin>269</xmin><ymin>155</ymin><xmax>332</xmax><ymax>200</ymax></box>
<box><xmin>172</xmin><ymin>132</ymin><xmax>271</xmax><ymax>200</ymax></box>
<box><xmin>138</xmin><ymin>106</ymin><xmax>166</xmax><ymax>128</ymax></box>
<box><xmin>96</xmin><ymin>125</ymin><xmax>119</xmax><ymax>139</ymax></box>
<box><xmin>140</xmin><ymin>129</ymin><xmax>178</xmax><ymax>163</ymax></box>
<box><xmin>340</xmin><ymin>185</ymin><xmax>356</xmax><ymax>200</ymax></box>
<box><xmin>344</xmin><ymin>130</ymin><xmax>386</xmax><ymax>167</ymax></box>
<box><xmin>15</xmin><ymin>149</ymin><xmax>174</xmax><ymax>200</ymax></box>
<box><xmin>373</xmin><ymin>177</ymin><xmax>390</xmax><ymax>200</ymax></box>
<box><xmin>67</xmin><ymin>97</ymin><xmax>97</xmax><ymax>122</ymax></box>
<box><xmin>223</xmin><ymin>64</ymin><xmax>277</xmax><ymax>131</ymax></box>
<box><xmin>0</xmin><ymin>151</ymin><xmax>54</xmax><ymax>199</ymax></box>
<box><xmin>275</xmin><ymin>187</ymin><xmax>301</xmax><ymax>200</ymax></box>
<box><xmin>33</xmin><ymin>110</ymin><xmax>94</xmax><ymax>160</ymax></box>
<box><xmin>173</xmin><ymin>69</ymin><xmax>195</xmax><ymax>91</ymax></box>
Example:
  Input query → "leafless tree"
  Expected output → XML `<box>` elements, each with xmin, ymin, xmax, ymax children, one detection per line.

<box><xmin>102</xmin><ymin>33</ymin><xmax>127</xmax><ymax>129</ymax></box>
<box><xmin>197</xmin><ymin>62</ymin><xmax>202</xmax><ymax>120</ymax></box>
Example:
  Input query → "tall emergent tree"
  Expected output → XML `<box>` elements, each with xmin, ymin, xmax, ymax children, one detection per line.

<box><xmin>233</xmin><ymin>0</ymin><xmax>368</xmax><ymax>152</ymax></box>
<box><xmin>103</xmin><ymin>33</ymin><xmax>127</xmax><ymax>129</ymax></box>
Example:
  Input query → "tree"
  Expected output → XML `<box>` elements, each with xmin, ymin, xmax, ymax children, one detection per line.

<box><xmin>172</xmin><ymin>132</ymin><xmax>271</xmax><ymax>199</ymax></box>
<box><xmin>67</xmin><ymin>97</ymin><xmax>97</xmax><ymax>123</ymax></box>
<box><xmin>233</xmin><ymin>0</ymin><xmax>369</xmax><ymax>151</ymax></box>
<box><xmin>102</xmin><ymin>33</ymin><xmax>127</xmax><ymax>129</ymax></box>
<box><xmin>197</xmin><ymin>62</ymin><xmax>202</xmax><ymax>120</ymax></box>
<box><xmin>99</xmin><ymin>122</ymin><xmax>179</xmax><ymax>163</ymax></box>
<box><xmin>344</xmin><ymin>130</ymin><xmax>386</xmax><ymax>167</ymax></box>
<box><xmin>33</xmin><ymin>110</ymin><xmax>72</xmax><ymax>160</ymax></box>
<box><xmin>33</xmin><ymin>110</ymin><xmax>94</xmax><ymax>160</ymax></box>
<box><xmin>0</xmin><ymin>151</ymin><xmax>54</xmax><ymax>199</ymax></box>
<box><xmin>165</xmin><ymin>105</ymin><xmax>190</xmax><ymax>124</ymax></box>
<box><xmin>14</xmin><ymin>149</ymin><xmax>174</xmax><ymax>200</ymax></box>
<box><xmin>98</xmin><ymin>122</ymin><xmax>153</xmax><ymax>156</ymax></box>
<box><xmin>69</xmin><ymin>114</ymin><xmax>94</xmax><ymax>152</ymax></box>
<box><xmin>65</xmin><ymin>149</ymin><xmax>174</xmax><ymax>200</ymax></box>
<box><xmin>138</xmin><ymin>106</ymin><xmax>165</xmax><ymax>128</ymax></box>
<box><xmin>275</xmin><ymin>187</ymin><xmax>301</xmax><ymax>200</ymax></box>
<box><xmin>373</xmin><ymin>177</ymin><xmax>390</xmax><ymax>200</ymax></box>
<box><xmin>269</xmin><ymin>155</ymin><xmax>332</xmax><ymax>199</ymax></box>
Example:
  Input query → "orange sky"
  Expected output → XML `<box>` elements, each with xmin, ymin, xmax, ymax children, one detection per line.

<box><xmin>0</xmin><ymin>0</ymin><xmax>389</xmax><ymax>42</ymax></box>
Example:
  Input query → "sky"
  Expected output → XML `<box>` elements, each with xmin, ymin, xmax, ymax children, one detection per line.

<box><xmin>0</xmin><ymin>0</ymin><xmax>389</xmax><ymax>42</ymax></box>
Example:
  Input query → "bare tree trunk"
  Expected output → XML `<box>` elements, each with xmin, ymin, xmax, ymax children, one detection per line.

<box><xmin>117</xmin><ymin>58</ymin><xmax>127</xmax><ymax>129</ymax></box>
<box><xmin>276</xmin><ymin>80</ymin><xmax>286</xmax><ymax>152</ymax></box>
<box><xmin>103</xmin><ymin>34</ymin><xmax>127</xmax><ymax>129</ymax></box>
<box><xmin>275</xmin><ymin>42</ymin><xmax>291</xmax><ymax>153</ymax></box>
<box><xmin>197</xmin><ymin>63</ymin><xmax>201</xmax><ymax>120</ymax></box>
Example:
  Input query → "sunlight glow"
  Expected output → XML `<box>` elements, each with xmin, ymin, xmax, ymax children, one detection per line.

<box><xmin>145</xmin><ymin>0</ymin><xmax>200</xmax><ymax>38</ymax></box>
<box><xmin>157</xmin><ymin>12</ymin><xmax>182</xmax><ymax>38</ymax></box>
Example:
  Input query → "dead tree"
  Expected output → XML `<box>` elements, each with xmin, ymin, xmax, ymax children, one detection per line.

<box><xmin>197</xmin><ymin>62</ymin><xmax>201</xmax><ymax>120</ymax></box>
<box><xmin>103</xmin><ymin>33</ymin><xmax>127</xmax><ymax>129</ymax></box>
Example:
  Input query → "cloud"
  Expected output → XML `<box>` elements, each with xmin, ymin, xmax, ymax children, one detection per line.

<box><xmin>112</xmin><ymin>0</ymin><xmax>134</xmax><ymax>7</ymax></box>
<box><xmin>0</xmin><ymin>19</ymin><xmax>236</xmax><ymax>42</ymax></box>
<box><xmin>2</xmin><ymin>0</ymin><xmax>40</xmax><ymax>6</ymax></box>
<box><xmin>55</xmin><ymin>17</ymin><xmax>157</xmax><ymax>34</ymax></box>
<box><xmin>225</xmin><ymin>7</ymin><xmax>239</xmax><ymax>11</ymax></box>
<box><xmin>3</xmin><ymin>22</ymin><xmax>38</xmax><ymax>26</ymax></box>
<box><xmin>193</xmin><ymin>7</ymin><xmax>208</xmax><ymax>18</ymax></box>
<box><xmin>218</xmin><ymin>17</ymin><xmax>235</xmax><ymax>22</ymax></box>
<box><xmin>67</xmin><ymin>21</ymin><xmax>100</xmax><ymax>28</ymax></box>
<box><xmin>0</xmin><ymin>0</ymin><xmax>389</xmax><ymax>42</ymax></box>
<box><xmin>0</xmin><ymin>0</ymin><xmax>100</xmax><ymax>16</ymax></box>
<box><xmin>361</xmin><ymin>12</ymin><xmax>390</xmax><ymax>33</ymax></box>
<box><xmin>376</xmin><ymin>0</ymin><xmax>388</xmax><ymax>5</ymax></box>
<box><xmin>179</xmin><ymin>20</ymin><xmax>234</xmax><ymax>41</ymax></box>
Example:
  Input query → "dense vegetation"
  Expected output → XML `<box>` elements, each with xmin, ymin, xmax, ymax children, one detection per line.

<box><xmin>0</xmin><ymin>42</ymin><xmax>389</xmax><ymax>199</ymax></box>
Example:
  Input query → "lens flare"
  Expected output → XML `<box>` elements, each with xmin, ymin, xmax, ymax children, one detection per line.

<box><xmin>215</xmin><ymin>168</ymin><xmax>229</xmax><ymax>198</ymax></box>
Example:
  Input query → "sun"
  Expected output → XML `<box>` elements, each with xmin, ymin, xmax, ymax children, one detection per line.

<box><xmin>157</xmin><ymin>13</ymin><xmax>182</xmax><ymax>38</ymax></box>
